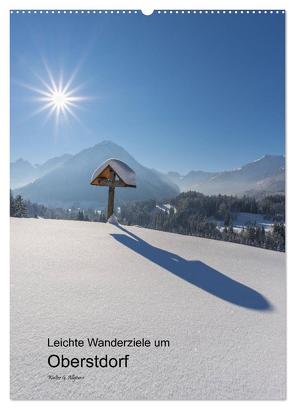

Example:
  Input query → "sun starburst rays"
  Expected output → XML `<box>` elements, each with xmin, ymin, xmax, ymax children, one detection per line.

<box><xmin>34</xmin><ymin>81</ymin><xmax>85</xmax><ymax>122</ymax></box>
<box><xmin>19</xmin><ymin>66</ymin><xmax>90</xmax><ymax>127</ymax></box>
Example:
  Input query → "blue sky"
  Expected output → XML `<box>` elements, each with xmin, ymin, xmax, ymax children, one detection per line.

<box><xmin>10</xmin><ymin>11</ymin><xmax>285</xmax><ymax>173</ymax></box>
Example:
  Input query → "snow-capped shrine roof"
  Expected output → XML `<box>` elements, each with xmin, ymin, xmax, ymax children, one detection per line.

<box><xmin>90</xmin><ymin>158</ymin><xmax>136</xmax><ymax>187</ymax></box>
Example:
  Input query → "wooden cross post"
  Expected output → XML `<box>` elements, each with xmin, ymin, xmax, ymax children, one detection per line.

<box><xmin>107</xmin><ymin>170</ymin><xmax>116</xmax><ymax>219</ymax></box>
<box><xmin>90</xmin><ymin>159</ymin><xmax>136</xmax><ymax>221</ymax></box>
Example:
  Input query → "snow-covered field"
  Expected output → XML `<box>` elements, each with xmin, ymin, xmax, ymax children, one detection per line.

<box><xmin>209</xmin><ymin>212</ymin><xmax>276</xmax><ymax>234</ymax></box>
<box><xmin>10</xmin><ymin>218</ymin><xmax>286</xmax><ymax>400</ymax></box>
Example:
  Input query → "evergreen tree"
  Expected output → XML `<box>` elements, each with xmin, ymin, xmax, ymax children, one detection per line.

<box><xmin>10</xmin><ymin>190</ymin><xmax>16</xmax><ymax>216</ymax></box>
<box><xmin>13</xmin><ymin>195</ymin><xmax>27</xmax><ymax>218</ymax></box>
<box><xmin>76</xmin><ymin>210</ymin><xmax>84</xmax><ymax>221</ymax></box>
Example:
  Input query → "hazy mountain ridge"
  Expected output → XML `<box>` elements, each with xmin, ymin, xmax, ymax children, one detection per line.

<box><xmin>11</xmin><ymin>153</ymin><xmax>73</xmax><ymax>189</ymax></box>
<box><xmin>10</xmin><ymin>159</ymin><xmax>37</xmax><ymax>189</ymax></box>
<box><xmin>13</xmin><ymin>141</ymin><xmax>179</xmax><ymax>208</ymax></box>
<box><xmin>167</xmin><ymin>155</ymin><xmax>285</xmax><ymax>196</ymax></box>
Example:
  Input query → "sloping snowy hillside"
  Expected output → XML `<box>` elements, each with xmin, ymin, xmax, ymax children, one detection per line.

<box><xmin>10</xmin><ymin>218</ymin><xmax>286</xmax><ymax>400</ymax></box>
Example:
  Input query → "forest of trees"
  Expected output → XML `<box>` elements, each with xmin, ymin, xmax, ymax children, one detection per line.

<box><xmin>118</xmin><ymin>192</ymin><xmax>285</xmax><ymax>252</ymax></box>
<box><xmin>10</xmin><ymin>191</ymin><xmax>107</xmax><ymax>222</ymax></box>
<box><xmin>10</xmin><ymin>190</ymin><xmax>285</xmax><ymax>252</ymax></box>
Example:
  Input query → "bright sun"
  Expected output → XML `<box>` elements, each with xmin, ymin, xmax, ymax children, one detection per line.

<box><xmin>51</xmin><ymin>90</ymin><xmax>69</xmax><ymax>109</ymax></box>
<box><xmin>38</xmin><ymin>79</ymin><xmax>86</xmax><ymax>122</ymax></box>
<box><xmin>21</xmin><ymin>64</ymin><xmax>89</xmax><ymax>125</ymax></box>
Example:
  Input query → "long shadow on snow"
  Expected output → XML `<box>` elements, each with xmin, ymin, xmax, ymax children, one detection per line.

<box><xmin>111</xmin><ymin>226</ymin><xmax>272</xmax><ymax>311</ymax></box>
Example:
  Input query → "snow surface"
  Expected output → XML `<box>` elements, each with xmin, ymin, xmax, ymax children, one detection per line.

<box><xmin>209</xmin><ymin>212</ymin><xmax>275</xmax><ymax>232</ymax></box>
<box><xmin>10</xmin><ymin>218</ymin><xmax>286</xmax><ymax>400</ymax></box>
<box><xmin>107</xmin><ymin>214</ymin><xmax>119</xmax><ymax>225</ymax></box>
<box><xmin>156</xmin><ymin>203</ymin><xmax>177</xmax><ymax>214</ymax></box>
<box><xmin>233</xmin><ymin>212</ymin><xmax>274</xmax><ymax>228</ymax></box>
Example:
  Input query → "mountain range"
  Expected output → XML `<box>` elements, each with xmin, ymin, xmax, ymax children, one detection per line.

<box><xmin>10</xmin><ymin>154</ymin><xmax>72</xmax><ymax>189</ymax></box>
<box><xmin>167</xmin><ymin>154</ymin><xmax>285</xmax><ymax>197</ymax></box>
<box><xmin>11</xmin><ymin>141</ymin><xmax>285</xmax><ymax>208</ymax></box>
<box><xmin>12</xmin><ymin>141</ymin><xmax>179</xmax><ymax>208</ymax></box>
